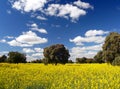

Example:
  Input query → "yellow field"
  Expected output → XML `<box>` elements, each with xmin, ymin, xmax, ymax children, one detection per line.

<box><xmin>0</xmin><ymin>63</ymin><xmax>120</xmax><ymax>89</ymax></box>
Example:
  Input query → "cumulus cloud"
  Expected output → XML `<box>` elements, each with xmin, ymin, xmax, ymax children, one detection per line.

<box><xmin>34</xmin><ymin>48</ymin><xmax>43</xmax><ymax>53</ymax></box>
<box><xmin>23</xmin><ymin>47</ymin><xmax>43</xmax><ymax>53</ymax></box>
<box><xmin>73</xmin><ymin>0</ymin><xmax>93</xmax><ymax>9</ymax></box>
<box><xmin>70</xmin><ymin>44</ymin><xmax>102</xmax><ymax>61</ymax></box>
<box><xmin>32</xmin><ymin>53</ymin><xmax>43</xmax><ymax>57</ymax></box>
<box><xmin>12</xmin><ymin>0</ymin><xmax>48</xmax><ymax>12</ymax></box>
<box><xmin>69</xmin><ymin>30</ymin><xmax>109</xmax><ymax>61</ymax></box>
<box><xmin>10</xmin><ymin>0</ymin><xmax>93</xmax><ymax>22</ymax></box>
<box><xmin>85</xmin><ymin>30</ymin><xmax>109</xmax><ymax>37</ymax></box>
<box><xmin>23</xmin><ymin>47</ymin><xmax>44</xmax><ymax>61</ymax></box>
<box><xmin>23</xmin><ymin>48</ymin><xmax>35</xmax><ymax>53</ymax></box>
<box><xmin>70</xmin><ymin>36</ymin><xmax>105</xmax><ymax>45</ymax></box>
<box><xmin>70</xmin><ymin>30</ymin><xmax>109</xmax><ymax>45</ymax></box>
<box><xmin>45</xmin><ymin>4</ymin><xmax>86</xmax><ymax>22</ymax></box>
<box><xmin>30</xmin><ymin>23</ymin><xmax>48</xmax><ymax>34</ymax></box>
<box><xmin>8</xmin><ymin>31</ymin><xmax>48</xmax><ymax>47</ymax></box>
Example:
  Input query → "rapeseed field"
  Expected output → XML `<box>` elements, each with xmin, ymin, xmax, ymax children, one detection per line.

<box><xmin>0</xmin><ymin>63</ymin><xmax>120</xmax><ymax>89</ymax></box>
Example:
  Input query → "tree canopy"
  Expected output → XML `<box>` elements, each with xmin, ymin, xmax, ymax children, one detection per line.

<box><xmin>7</xmin><ymin>51</ymin><xmax>26</xmax><ymax>63</ymax></box>
<box><xmin>94</xmin><ymin>51</ymin><xmax>104</xmax><ymax>63</ymax></box>
<box><xmin>102</xmin><ymin>32</ymin><xmax>120</xmax><ymax>63</ymax></box>
<box><xmin>43</xmin><ymin>44</ymin><xmax>70</xmax><ymax>65</ymax></box>
<box><xmin>0</xmin><ymin>55</ymin><xmax>7</xmax><ymax>63</ymax></box>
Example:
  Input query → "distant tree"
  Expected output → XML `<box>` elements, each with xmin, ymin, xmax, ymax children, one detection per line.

<box><xmin>7</xmin><ymin>51</ymin><xmax>26</xmax><ymax>63</ymax></box>
<box><xmin>0</xmin><ymin>55</ymin><xmax>7</xmax><ymax>63</ymax></box>
<box><xmin>85</xmin><ymin>58</ymin><xmax>94</xmax><ymax>63</ymax></box>
<box><xmin>76</xmin><ymin>57</ymin><xmax>96</xmax><ymax>63</ymax></box>
<box><xmin>76</xmin><ymin>57</ymin><xmax>87</xmax><ymax>63</ymax></box>
<box><xmin>43</xmin><ymin>44</ymin><xmax>70</xmax><ymax>65</ymax></box>
<box><xmin>31</xmin><ymin>59</ymin><xmax>43</xmax><ymax>63</ymax></box>
<box><xmin>68</xmin><ymin>60</ymin><xmax>74</xmax><ymax>63</ymax></box>
<box><xmin>94</xmin><ymin>51</ymin><xmax>105</xmax><ymax>63</ymax></box>
<box><xmin>102</xmin><ymin>32</ymin><xmax>120</xmax><ymax>63</ymax></box>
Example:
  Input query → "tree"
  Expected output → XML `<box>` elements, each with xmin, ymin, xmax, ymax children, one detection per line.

<box><xmin>68</xmin><ymin>60</ymin><xmax>74</xmax><ymax>63</ymax></box>
<box><xmin>112</xmin><ymin>56</ymin><xmax>120</xmax><ymax>66</ymax></box>
<box><xmin>30</xmin><ymin>59</ymin><xmax>43</xmax><ymax>63</ymax></box>
<box><xmin>0</xmin><ymin>55</ymin><xmax>7</xmax><ymax>63</ymax></box>
<box><xmin>43</xmin><ymin>44</ymin><xmax>70</xmax><ymax>65</ymax></box>
<box><xmin>102</xmin><ymin>32</ymin><xmax>120</xmax><ymax>63</ymax></box>
<box><xmin>94</xmin><ymin>51</ymin><xmax>104</xmax><ymax>63</ymax></box>
<box><xmin>7</xmin><ymin>51</ymin><xmax>26</xmax><ymax>63</ymax></box>
<box><xmin>76</xmin><ymin>57</ymin><xmax>87</xmax><ymax>63</ymax></box>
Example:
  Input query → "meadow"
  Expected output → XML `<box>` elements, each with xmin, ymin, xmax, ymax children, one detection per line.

<box><xmin>0</xmin><ymin>63</ymin><xmax>120</xmax><ymax>89</ymax></box>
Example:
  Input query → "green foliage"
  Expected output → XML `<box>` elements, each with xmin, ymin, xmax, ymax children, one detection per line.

<box><xmin>43</xmin><ymin>44</ymin><xmax>70</xmax><ymax>65</ymax></box>
<box><xmin>7</xmin><ymin>51</ymin><xmax>26</xmax><ymax>63</ymax></box>
<box><xmin>76</xmin><ymin>57</ymin><xmax>95</xmax><ymax>63</ymax></box>
<box><xmin>94</xmin><ymin>51</ymin><xmax>105</xmax><ymax>63</ymax></box>
<box><xmin>30</xmin><ymin>59</ymin><xmax>43</xmax><ymax>63</ymax></box>
<box><xmin>112</xmin><ymin>56</ymin><xmax>120</xmax><ymax>66</ymax></box>
<box><xmin>68</xmin><ymin>60</ymin><xmax>74</xmax><ymax>63</ymax></box>
<box><xmin>76</xmin><ymin>57</ymin><xmax>86</xmax><ymax>63</ymax></box>
<box><xmin>102</xmin><ymin>32</ymin><xmax>120</xmax><ymax>63</ymax></box>
<box><xmin>0</xmin><ymin>55</ymin><xmax>7</xmax><ymax>63</ymax></box>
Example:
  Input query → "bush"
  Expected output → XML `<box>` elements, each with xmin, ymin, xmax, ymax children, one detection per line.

<box><xmin>112</xmin><ymin>56</ymin><xmax>120</xmax><ymax>66</ymax></box>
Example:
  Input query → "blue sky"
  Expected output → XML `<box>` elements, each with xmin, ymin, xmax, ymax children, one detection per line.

<box><xmin>0</xmin><ymin>0</ymin><xmax>120</xmax><ymax>61</ymax></box>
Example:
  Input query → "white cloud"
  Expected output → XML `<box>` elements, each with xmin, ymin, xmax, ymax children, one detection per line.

<box><xmin>8</xmin><ymin>31</ymin><xmax>48</xmax><ymax>47</ymax></box>
<box><xmin>12</xmin><ymin>0</ymin><xmax>48</xmax><ymax>12</ymax></box>
<box><xmin>4</xmin><ymin>36</ymin><xmax>14</xmax><ymax>39</ymax></box>
<box><xmin>8</xmin><ymin>40</ymin><xmax>32</xmax><ymax>47</ymax></box>
<box><xmin>32</xmin><ymin>53</ymin><xmax>43</xmax><ymax>57</ymax></box>
<box><xmin>31</xmin><ymin>23</ymin><xmax>37</xmax><ymax>28</ymax></box>
<box><xmin>10</xmin><ymin>0</ymin><xmax>93</xmax><ymax>22</ymax></box>
<box><xmin>34</xmin><ymin>48</ymin><xmax>43</xmax><ymax>53</ymax></box>
<box><xmin>70</xmin><ymin>44</ymin><xmax>102</xmax><ymax>61</ymax></box>
<box><xmin>70</xmin><ymin>36</ymin><xmax>105</xmax><ymax>45</ymax></box>
<box><xmin>26</xmin><ymin>55</ymin><xmax>37</xmax><ymax>61</ymax></box>
<box><xmin>22</xmin><ymin>47</ymin><xmax>43</xmax><ymax>53</ymax></box>
<box><xmin>70</xmin><ymin>30</ymin><xmax>109</xmax><ymax>45</ymax></box>
<box><xmin>73</xmin><ymin>0</ymin><xmax>93</xmax><ymax>9</ymax></box>
<box><xmin>85</xmin><ymin>30</ymin><xmax>109</xmax><ymax>37</ymax></box>
<box><xmin>69</xmin><ymin>29</ymin><xmax>108</xmax><ymax>61</ymax></box>
<box><xmin>0</xmin><ymin>51</ymin><xmax>8</xmax><ymax>56</ymax></box>
<box><xmin>22</xmin><ymin>47</ymin><xmax>44</xmax><ymax>61</ymax></box>
<box><xmin>0</xmin><ymin>39</ymin><xmax>6</xmax><ymax>43</ymax></box>
<box><xmin>45</xmin><ymin>4</ymin><xmax>86</xmax><ymax>22</ymax></box>
<box><xmin>36</xmin><ymin>16</ymin><xmax>47</xmax><ymax>20</ymax></box>
<box><xmin>23</xmin><ymin>48</ymin><xmax>35</xmax><ymax>53</ymax></box>
<box><xmin>30</xmin><ymin>23</ymin><xmax>48</xmax><ymax>34</ymax></box>
<box><xmin>71</xmin><ymin>44</ymin><xmax>102</xmax><ymax>52</ymax></box>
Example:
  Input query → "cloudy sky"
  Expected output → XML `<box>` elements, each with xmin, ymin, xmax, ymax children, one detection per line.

<box><xmin>0</xmin><ymin>0</ymin><xmax>120</xmax><ymax>61</ymax></box>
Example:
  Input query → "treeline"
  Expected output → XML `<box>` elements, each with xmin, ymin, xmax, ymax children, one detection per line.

<box><xmin>0</xmin><ymin>52</ymin><xmax>26</xmax><ymax>63</ymax></box>
<box><xmin>76</xmin><ymin>57</ymin><xmax>104</xmax><ymax>64</ymax></box>
<box><xmin>0</xmin><ymin>32</ymin><xmax>120</xmax><ymax>66</ymax></box>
